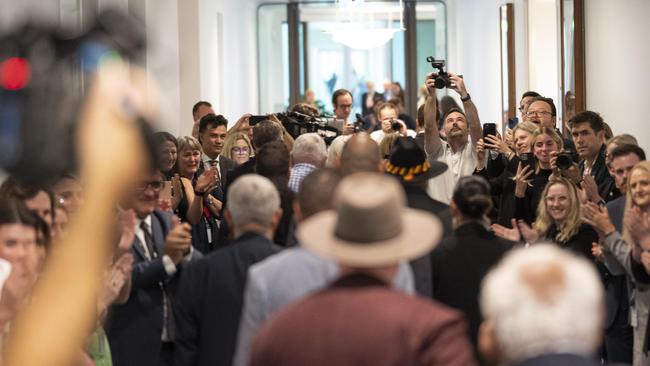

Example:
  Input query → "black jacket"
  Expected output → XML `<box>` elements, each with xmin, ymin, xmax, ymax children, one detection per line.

<box><xmin>173</xmin><ymin>232</ymin><xmax>281</xmax><ymax>366</ymax></box>
<box><xmin>403</xmin><ymin>184</ymin><xmax>453</xmax><ymax>298</ymax></box>
<box><xmin>431</xmin><ymin>222</ymin><xmax>516</xmax><ymax>360</ymax></box>
<box><xmin>579</xmin><ymin>144</ymin><xmax>619</xmax><ymax>202</ymax></box>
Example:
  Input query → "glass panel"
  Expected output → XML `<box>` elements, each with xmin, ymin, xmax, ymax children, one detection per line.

<box><xmin>500</xmin><ymin>5</ymin><xmax>509</xmax><ymax>130</ymax></box>
<box><xmin>257</xmin><ymin>4</ymin><xmax>289</xmax><ymax>113</ymax></box>
<box><xmin>257</xmin><ymin>1</ymin><xmax>447</xmax><ymax>117</ymax></box>
<box><xmin>301</xmin><ymin>2</ymin><xmax>399</xmax><ymax>117</ymax></box>
<box><xmin>415</xmin><ymin>2</ymin><xmax>446</xmax><ymax>101</ymax></box>
<box><xmin>562</xmin><ymin>0</ymin><xmax>576</xmax><ymax>126</ymax></box>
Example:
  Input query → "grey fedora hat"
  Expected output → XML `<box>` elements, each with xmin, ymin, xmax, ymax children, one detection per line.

<box><xmin>297</xmin><ymin>172</ymin><xmax>443</xmax><ymax>267</ymax></box>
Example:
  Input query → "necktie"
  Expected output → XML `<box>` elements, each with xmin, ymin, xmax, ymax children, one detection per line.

<box><xmin>140</xmin><ymin>221</ymin><xmax>158</xmax><ymax>260</ymax></box>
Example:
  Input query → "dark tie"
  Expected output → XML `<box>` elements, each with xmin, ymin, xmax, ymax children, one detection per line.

<box><xmin>140</xmin><ymin>221</ymin><xmax>158</xmax><ymax>260</ymax></box>
<box><xmin>209</xmin><ymin>160</ymin><xmax>224</xmax><ymax>201</ymax></box>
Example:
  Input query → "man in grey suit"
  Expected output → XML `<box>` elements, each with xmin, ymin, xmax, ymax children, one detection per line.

<box><xmin>105</xmin><ymin>171</ymin><xmax>196</xmax><ymax>366</ymax></box>
<box><xmin>232</xmin><ymin>168</ymin><xmax>415</xmax><ymax>366</ymax></box>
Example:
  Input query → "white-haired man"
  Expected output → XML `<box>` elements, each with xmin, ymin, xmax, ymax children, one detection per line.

<box><xmin>288</xmin><ymin>133</ymin><xmax>327</xmax><ymax>193</ymax></box>
<box><xmin>173</xmin><ymin>175</ymin><xmax>283</xmax><ymax>366</ymax></box>
<box><xmin>479</xmin><ymin>244</ymin><xmax>603</xmax><ymax>366</ymax></box>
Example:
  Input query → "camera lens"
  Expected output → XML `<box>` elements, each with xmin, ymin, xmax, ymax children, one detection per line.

<box><xmin>556</xmin><ymin>154</ymin><xmax>572</xmax><ymax>170</ymax></box>
<box><xmin>434</xmin><ymin>77</ymin><xmax>446</xmax><ymax>89</ymax></box>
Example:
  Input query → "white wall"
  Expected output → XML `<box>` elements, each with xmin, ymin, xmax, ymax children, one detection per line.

<box><xmin>446</xmin><ymin>0</ymin><xmax>530</xmax><ymax>130</ymax></box>
<box><xmin>585</xmin><ymin>0</ymin><xmax>650</xmax><ymax>154</ymax></box>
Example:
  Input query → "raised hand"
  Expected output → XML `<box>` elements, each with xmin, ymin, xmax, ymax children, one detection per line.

<box><xmin>580</xmin><ymin>175</ymin><xmax>602</xmax><ymax>203</ymax></box>
<box><xmin>624</xmin><ymin>206</ymin><xmax>650</xmax><ymax>250</ymax></box>
<box><xmin>117</xmin><ymin>209</ymin><xmax>137</xmax><ymax>253</ymax></box>
<box><xmin>582</xmin><ymin>201</ymin><xmax>616</xmax><ymax>237</ymax></box>
<box><xmin>448</xmin><ymin>72</ymin><xmax>468</xmax><ymax>98</ymax></box>
<box><xmin>514</xmin><ymin>162</ymin><xmax>534</xmax><ymax>198</ymax></box>
<box><xmin>492</xmin><ymin>219</ymin><xmax>522</xmax><ymax>242</ymax></box>
<box><xmin>516</xmin><ymin>220</ymin><xmax>539</xmax><ymax>243</ymax></box>
<box><xmin>164</xmin><ymin>221</ymin><xmax>192</xmax><ymax>265</ymax></box>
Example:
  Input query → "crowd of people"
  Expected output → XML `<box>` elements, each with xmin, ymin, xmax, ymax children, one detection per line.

<box><xmin>0</xmin><ymin>70</ymin><xmax>649</xmax><ymax>366</ymax></box>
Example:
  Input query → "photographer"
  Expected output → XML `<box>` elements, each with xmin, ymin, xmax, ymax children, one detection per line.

<box><xmin>422</xmin><ymin>71</ymin><xmax>482</xmax><ymax>204</ymax></box>
<box><xmin>369</xmin><ymin>102</ymin><xmax>416</xmax><ymax>144</ymax></box>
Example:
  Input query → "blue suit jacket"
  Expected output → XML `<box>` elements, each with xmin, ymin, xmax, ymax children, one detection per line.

<box><xmin>105</xmin><ymin>210</ymin><xmax>189</xmax><ymax>366</ymax></box>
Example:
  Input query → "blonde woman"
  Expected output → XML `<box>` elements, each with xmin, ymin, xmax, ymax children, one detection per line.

<box><xmin>222</xmin><ymin>132</ymin><xmax>253</xmax><ymax>166</ymax></box>
<box><xmin>474</xmin><ymin>121</ymin><xmax>540</xmax><ymax>226</ymax></box>
<box><xmin>493</xmin><ymin>176</ymin><xmax>598</xmax><ymax>261</ymax></box>
<box><xmin>511</xmin><ymin>126</ymin><xmax>564</xmax><ymax>224</ymax></box>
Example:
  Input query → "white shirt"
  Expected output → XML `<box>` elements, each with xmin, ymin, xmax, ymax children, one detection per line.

<box><xmin>426</xmin><ymin>139</ymin><xmax>478</xmax><ymax>204</ymax></box>
<box><xmin>370</xmin><ymin>129</ymin><xmax>417</xmax><ymax>144</ymax></box>
<box><xmin>202</xmin><ymin>154</ymin><xmax>222</xmax><ymax>179</ymax></box>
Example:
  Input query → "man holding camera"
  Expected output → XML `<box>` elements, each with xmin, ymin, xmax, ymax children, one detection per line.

<box><xmin>369</xmin><ymin>102</ymin><xmax>416</xmax><ymax>144</ymax></box>
<box><xmin>422</xmin><ymin>71</ymin><xmax>482</xmax><ymax>204</ymax></box>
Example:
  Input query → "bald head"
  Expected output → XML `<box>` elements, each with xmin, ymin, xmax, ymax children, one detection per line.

<box><xmin>338</xmin><ymin>133</ymin><xmax>381</xmax><ymax>176</ymax></box>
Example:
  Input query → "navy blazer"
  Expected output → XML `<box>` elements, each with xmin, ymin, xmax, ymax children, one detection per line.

<box><xmin>105</xmin><ymin>210</ymin><xmax>197</xmax><ymax>366</ymax></box>
<box><xmin>173</xmin><ymin>232</ymin><xmax>281</xmax><ymax>366</ymax></box>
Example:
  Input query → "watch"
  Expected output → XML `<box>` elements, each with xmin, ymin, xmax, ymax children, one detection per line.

<box><xmin>461</xmin><ymin>93</ymin><xmax>471</xmax><ymax>102</ymax></box>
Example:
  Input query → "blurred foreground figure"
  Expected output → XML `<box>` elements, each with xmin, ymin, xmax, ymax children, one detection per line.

<box><xmin>250</xmin><ymin>173</ymin><xmax>476</xmax><ymax>366</ymax></box>
<box><xmin>0</xmin><ymin>8</ymin><xmax>160</xmax><ymax>366</ymax></box>
<box><xmin>479</xmin><ymin>245</ymin><xmax>603</xmax><ymax>366</ymax></box>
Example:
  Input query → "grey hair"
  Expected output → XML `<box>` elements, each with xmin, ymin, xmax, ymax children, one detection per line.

<box><xmin>176</xmin><ymin>135</ymin><xmax>203</xmax><ymax>154</ymax></box>
<box><xmin>480</xmin><ymin>244</ymin><xmax>603</xmax><ymax>363</ymax></box>
<box><xmin>227</xmin><ymin>174</ymin><xmax>280</xmax><ymax>228</ymax></box>
<box><xmin>291</xmin><ymin>133</ymin><xmax>327</xmax><ymax>166</ymax></box>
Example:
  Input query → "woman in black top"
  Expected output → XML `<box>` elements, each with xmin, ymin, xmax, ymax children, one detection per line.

<box><xmin>512</xmin><ymin>126</ymin><xmax>564</xmax><ymax>225</ymax></box>
<box><xmin>431</xmin><ymin>176</ymin><xmax>517</xmax><ymax>363</ymax></box>
<box><xmin>474</xmin><ymin>121</ymin><xmax>538</xmax><ymax>225</ymax></box>
<box><xmin>493</xmin><ymin>176</ymin><xmax>598</xmax><ymax>261</ymax></box>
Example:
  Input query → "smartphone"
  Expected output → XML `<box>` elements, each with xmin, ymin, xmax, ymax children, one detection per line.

<box><xmin>519</xmin><ymin>152</ymin><xmax>536</xmax><ymax>171</ymax></box>
<box><xmin>507</xmin><ymin>117</ymin><xmax>519</xmax><ymax>129</ymax></box>
<box><xmin>483</xmin><ymin>123</ymin><xmax>497</xmax><ymax>139</ymax></box>
<box><xmin>249</xmin><ymin>115</ymin><xmax>267</xmax><ymax>126</ymax></box>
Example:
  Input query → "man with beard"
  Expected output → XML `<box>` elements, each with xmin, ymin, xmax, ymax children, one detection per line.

<box><xmin>422</xmin><ymin>73</ymin><xmax>482</xmax><ymax>204</ymax></box>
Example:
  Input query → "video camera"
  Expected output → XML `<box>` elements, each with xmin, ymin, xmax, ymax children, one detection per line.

<box><xmin>426</xmin><ymin>57</ymin><xmax>452</xmax><ymax>89</ymax></box>
<box><xmin>274</xmin><ymin>111</ymin><xmax>342</xmax><ymax>145</ymax></box>
<box><xmin>0</xmin><ymin>9</ymin><xmax>156</xmax><ymax>185</ymax></box>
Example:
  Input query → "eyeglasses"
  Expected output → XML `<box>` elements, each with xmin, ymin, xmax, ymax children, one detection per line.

<box><xmin>526</xmin><ymin>111</ymin><xmax>552</xmax><ymax>117</ymax></box>
<box><xmin>232</xmin><ymin>147</ymin><xmax>250</xmax><ymax>154</ymax></box>
<box><xmin>135</xmin><ymin>181</ymin><xmax>164</xmax><ymax>192</ymax></box>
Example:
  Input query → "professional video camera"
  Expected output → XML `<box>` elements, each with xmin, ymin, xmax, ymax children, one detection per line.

<box><xmin>0</xmin><ymin>9</ymin><xmax>156</xmax><ymax>185</ymax></box>
<box><xmin>426</xmin><ymin>57</ymin><xmax>452</xmax><ymax>89</ymax></box>
<box><xmin>275</xmin><ymin>111</ymin><xmax>342</xmax><ymax>145</ymax></box>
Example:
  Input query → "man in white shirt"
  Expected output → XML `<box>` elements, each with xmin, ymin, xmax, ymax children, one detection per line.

<box><xmin>422</xmin><ymin>73</ymin><xmax>482</xmax><ymax>203</ymax></box>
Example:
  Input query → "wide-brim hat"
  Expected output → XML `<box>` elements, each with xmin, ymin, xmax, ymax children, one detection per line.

<box><xmin>297</xmin><ymin>172</ymin><xmax>442</xmax><ymax>267</ymax></box>
<box><xmin>385</xmin><ymin>137</ymin><xmax>448</xmax><ymax>184</ymax></box>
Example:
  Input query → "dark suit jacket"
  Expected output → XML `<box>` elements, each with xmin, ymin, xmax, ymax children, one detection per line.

<box><xmin>105</xmin><ymin>210</ymin><xmax>185</xmax><ymax>366</ymax></box>
<box><xmin>173</xmin><ymin>232</ymin><xmax>281</xmax><ymax>366</ymax></box>
<box><xmin>604</xmin><ymin>195</ymin><xmax>631</xmax><ymax>329</ymax></box>
<box><xmin>431</xmin><ymin>223</ymin><xmax>516</xmax><ymax>359</ymax></box>
<box><xmin>579</xmin><ymin>144</ymin><xmax>619</xmax><ymax>202</ymax></box>
<box><xmin>250</xmin><ymin>273</ymin><xmax>477</xmax><ymax>366</ymax></box>
<box><xmin>511</xmin><ymin>353</ymin><xmax>600</xmax><ymax>366</ymax></box>
<box><xmin>361</xmin><ymin>91</ymin><xmax>384</xmax><ymax>116</ymax></box>
<box><xmin>403</xmin><ymin>184</ymin><xmax>453</xmax><ymax>297</ymax></box>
